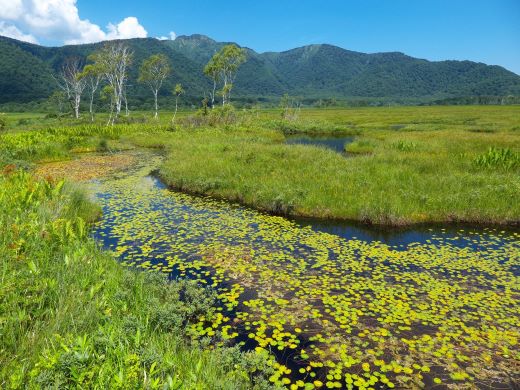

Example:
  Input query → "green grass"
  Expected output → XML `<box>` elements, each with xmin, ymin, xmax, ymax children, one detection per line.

<box><xmin>0</xmin><ymin>170</ymin><xmax>276</xmax><ymax>389</ymax></box>
<box><xmin>140</xmin><ymin>106</ymin><xmax>519</xmax><ymax>225</ymax></box>
<box><xmin>3</xmin><ymin>106</ymin><xmax>519</xmax><ymax>225</ymax></box>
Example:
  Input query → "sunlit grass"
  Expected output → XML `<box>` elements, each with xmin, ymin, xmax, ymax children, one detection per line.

<box><xmin>2</xmin><ymin>106</ymin><xmax>519</xmax><ymax>225</ymax></box>
<box><xmin>154</xmin><ymin>125</ymin><xmax>519</xmax><ymax>225</ymax></box>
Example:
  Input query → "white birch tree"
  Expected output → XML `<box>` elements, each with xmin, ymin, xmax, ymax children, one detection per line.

<box><xmin>218</xmin><ymin>45</ymin><xmax>246</xmax><ymax>105</ymax></box>
<box><xmin>56</xmin><ymin>58</ymin><xmax>87</xmax><ymax>119</ymax></box>
<box><xmin>203</xmin><ymin>58</ymin><xmax>220</xmax><ymax>107</ymax></box>
<box><xmin>138</xmin><ymin>54</ymin><xmax>171</xmax><ymax>119</ymax></box>
<box><xmin>79</xmin><ymin>63</ymin><xmax>102</xmax><ymax>122</ymax></box>
<box><xmin>204</xmin><ymin>45</ymin><xmax>246</xmax><ymax>106</ymax></box>
<box><xmin>90</xmin><ymin>43</ymin><xmax>133</xmax><ymax>124</ymax></box>
<box><xmin>172</xmin><ymin>83</ymin><xmax>184</xmax><ymax>124</ymax></box>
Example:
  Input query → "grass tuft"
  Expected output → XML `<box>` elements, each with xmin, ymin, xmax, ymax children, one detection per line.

<box><xmin>474</xmin><ymin>147</ymin><xmax>519</xmax><ymax>170</ymax></box>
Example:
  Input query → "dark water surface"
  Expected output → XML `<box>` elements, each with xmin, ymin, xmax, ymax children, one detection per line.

<box><xmin>293</xmin><ymin>215</ymin><xmax>519</xmax><ymax>253</ymax></box>
<box><xmin>285</xmin><ymin>134</ymin><xmax>354</xmax><ymax>153</ymax></box>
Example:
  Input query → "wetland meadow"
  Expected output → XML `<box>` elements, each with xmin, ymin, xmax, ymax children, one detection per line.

<box><xmin>1</xmin><ymin>106</ymin><xmax>519</xmax><ymax>389</ymax></box>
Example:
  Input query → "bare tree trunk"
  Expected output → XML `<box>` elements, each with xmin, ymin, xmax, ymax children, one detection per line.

<box><xmin>211</xmin><ymin>79</ymin><xmax>217</xmax><ymax>108</ymax></box>
<box><xmin>74</xmin><ymin>94</ymin><xmax>81</xmax><ymax>119</ymax></box>
<box><xmin>89</xmin><ymin>94</ymin><xmax>94</xmax><ymax>122</ymax></box>
<box><xmin>154</xmin><ymin>90</ymin><xmax>158</xmax><ymax>119</ymax></box>
<box><xmin>172</xmin><ymin>95</ymin><xmax>178</xmax><ymax>124</ymax></box>
<box><xmin>222</xmin><ymin>74</ymin><xmax>227</xmax><ymax>106</ymax></box>
<box><xmin>114</xmin><ymin>88</ymin><xmax>121</xmax><ymax>119</ymax></box>
<box><xmin>107</xmin><ymin>100</ymin><xmax>114</xmax><ymax>126</ymax></box>
<box><xmin>89</xmin><ymin>93</ymin><xmax>94</xmax><ymax>122</ymax></box>
<box><xmin>115</xmin><ymin>97</ymin><xmax>121</xmax><ymax>118</ymax></box>
<box><xmin>124</xmin><ymin>91</ymin><xmax>129</xmax><ymax>117</ymax></box>
<box><xmin>86</xmin><ymin>76</ymin><xmax>100</xmax><ymax>122</ymax></box>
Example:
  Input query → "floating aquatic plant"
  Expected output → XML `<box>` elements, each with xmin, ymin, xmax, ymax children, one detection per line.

<box><xmin>90</xmin><ymin>159</ymin><xmax>520</xmax><ymax>389</ymax></box>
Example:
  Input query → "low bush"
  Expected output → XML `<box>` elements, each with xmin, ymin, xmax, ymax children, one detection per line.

<box><xmin>181</xmin><ymin>105</ymin><xmax>239</xmax><ymax>128</ymax></box>
<box><xmin>474</xmin><ymin>147</ymin><xmax>519</xmax><ymax>170</ymax></box>
<box><xmin>0</xmin><ymin>115</ymin><xmax>7</xmax><ymax>132</ymax></box>
<box><xmin>345</xmin><ymin>139</ymin><xmax>377</xmax><ymax>154</ymax></box>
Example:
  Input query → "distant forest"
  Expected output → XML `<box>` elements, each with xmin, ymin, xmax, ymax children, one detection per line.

<box><xmin>1</xmin><ymin>34</ymin><xmax>519</xmax><ymax>112</ymax></box>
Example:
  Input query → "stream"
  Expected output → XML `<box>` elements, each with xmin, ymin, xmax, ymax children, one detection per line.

<box><xmin>88</xmin><ymin>152</ymin><xmax>519</xmax><ymax>389</ymax></box>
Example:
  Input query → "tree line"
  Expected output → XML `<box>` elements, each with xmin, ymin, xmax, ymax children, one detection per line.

<box><xmin>54</xmin><ymin>42</ymin><xmax>247</xmax><ymax>124</ymax></box>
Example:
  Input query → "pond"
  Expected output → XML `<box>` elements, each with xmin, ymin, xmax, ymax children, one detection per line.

<box><xmin>285</xmin><ymin>134</ymin><xmax>354</xmax><ymax>153</ymax></box>
<box><xmin>89</xmin><ymin>155</ymin><xmax>519</xmax><ymax>390</ymax></box>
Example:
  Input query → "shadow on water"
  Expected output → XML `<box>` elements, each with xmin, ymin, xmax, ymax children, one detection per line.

<box><xmin>292</xmin><ymin>215</ymin><xmax>519</xmax><ymax>252</ymax></box>
<box><xmin>152</xmin><ymin>169</ymin><xmax>518</xmax><ymax>253</ymax></box>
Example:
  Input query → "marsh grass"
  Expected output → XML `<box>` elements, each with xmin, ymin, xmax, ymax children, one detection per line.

<box><xmin>155</xmin><ymin>124</ymin><xmax>519</xmax><ymax>225</ymax></box>
<box><xmin>344</xmin><ymin>139</ymin><xmax>377</xmax><ymax>154</ymax></box>
<box><xmin>390</xmin><ymin>140</ymin><xmax>418</xmax><ymax>152</ymax></box>
<box><xmin>2</xmin><ymin>106</ymin><xmax>519</xmax><ymax>226</ymax></box>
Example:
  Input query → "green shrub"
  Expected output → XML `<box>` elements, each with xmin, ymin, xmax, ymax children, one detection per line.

<box><xmin>181</xmin><ymin>105</ymin><xmax>239</xmax><ymax>127</ymax></box>
<box><xmin>98</xmin><ymin>138</ymin><xmax>109</xmax><ymax>151</ymax></box>
<box><xmin>0</xmin><ymin>115</ymin><xmax>7</xmax><ymax>132</ymax></box>
<box><xmin>208</xmin><ymin>105</ymin><xmax>238</xmax><ymax>125</ymax></box>
<box><xmin>392</xmin><ymin>140</ymin><xmax>418</xmax><ymax>151</ymax></box>
<box><xmin>345</xmin><ymin>139</ymin><xmax>377</xmax><ymax>154</ymax></box>
<box><xmin>474</xmin><ymin>147</ymin><xmax>519</xmax><ymax>170</ymax></box>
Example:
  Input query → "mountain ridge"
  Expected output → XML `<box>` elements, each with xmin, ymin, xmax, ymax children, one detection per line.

<box><xmin>1</xmin><ymin>33</ymin><xmax>519</xmax><ymax>106</ymax></box>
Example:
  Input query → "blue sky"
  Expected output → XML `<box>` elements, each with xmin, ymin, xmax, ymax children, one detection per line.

<box><xmin>1</xmin><ymin>0</ymin><xmax>519</xmax><ymax>73</ymax></box>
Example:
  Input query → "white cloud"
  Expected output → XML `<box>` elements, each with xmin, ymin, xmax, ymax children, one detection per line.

<box><xmin>106</xmin><ymin>17</ymin><xmax>147</xmax><ymax>41</ymax></box>
<box><xmin>0</xmin><ymin>21</ymin><xmax>38</xmax><ymax>43</ymax></box>
<box><xmin>0</xmin><ymin>0</ymin><xmax>149</xmax><ymax>45</ymax></box>
<box><xmin>158</xmin><ymin>31</ymin><xmax>177</xmax><ymax>41</ymax></box>
<box><xmin>0</xmin><ymin>0</ymin><xmax>23</xmax><ymax>19</ymax></box>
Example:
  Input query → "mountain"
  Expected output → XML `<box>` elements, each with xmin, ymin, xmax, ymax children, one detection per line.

<box><xmin>1</xmin><ymin>34</ymin><xmax>519</xmax><ymax>107</ymax></box>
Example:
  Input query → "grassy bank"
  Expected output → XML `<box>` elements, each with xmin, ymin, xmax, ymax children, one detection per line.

<box><xmin>0</xmin><ymin>169</ymin><xmax>275</xmax><ymax>389</ymax></box>
<box><xmin>142</xmin><ymin>106</ymin><xmax>520</xmax><ymax>225</ymax></box>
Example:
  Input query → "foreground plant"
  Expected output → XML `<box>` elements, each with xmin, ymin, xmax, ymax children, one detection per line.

<box><xmin>0</xmin><ymin>169</ymin><xmax>276</xmax><ymax>389</ymax></box>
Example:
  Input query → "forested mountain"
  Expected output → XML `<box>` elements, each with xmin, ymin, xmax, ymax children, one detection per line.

<box><xmin>1</xmin><ymin>34</ymin><xmax>519</xmax><ymax>107</ymax></box>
